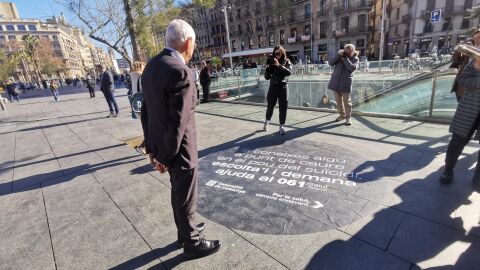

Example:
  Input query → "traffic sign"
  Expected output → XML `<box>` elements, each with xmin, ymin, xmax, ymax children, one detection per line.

<box><xmin>431</xmin><ymin>9</ymin><xmax>441</xmax><ymax>23</ymax></box>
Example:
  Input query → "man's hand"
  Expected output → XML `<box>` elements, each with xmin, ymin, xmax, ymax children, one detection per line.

<box><xmin>149</xmin><ymin>153</ymin><xmax>169</xmax><ymax>173</ymax></box>
<box><xmin>474</xmin><ymin>59</ymin><xmax>480</xmax><ymax>70</ymax></box>
<box><xmin>338</xmin><ymin>50</ymin><xmax>344</xmax><ymax>56</ymax></box>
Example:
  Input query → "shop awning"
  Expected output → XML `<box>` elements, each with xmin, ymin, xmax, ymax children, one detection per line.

<box><xmin>222</xmin><ymin>48</ymin><xmax>274</xmax><ymax>59</ymax></box>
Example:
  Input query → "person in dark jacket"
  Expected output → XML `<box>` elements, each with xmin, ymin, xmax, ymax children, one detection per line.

<box><xmin>327</xmin><ymin>44</ymin><xmax>359</xmax><ymax>126</ymax></box>
<box><xmin>450</xmin><ymin>30</ymin><xmax>480</xmax><ymax>102</ymax></box>
<box><xmin>263</xmin><ymin>45</ymin><xmax>292</xmax><ymax>135</ymax></box>
<box><xmin>439</xmin><ymin>58</ymin><xmax>480</xmax><ymax>190</ymax></box>
<box><xmin>199</xmin><ymin>61</ymin><xmax>211</xmax><ymax>103</ymax></box>
<box><xmin>5</xmin><ymin>80</ymin><xmax>20</xmax><ymax>102</ymax></box>
<box><xmin>100</xmin><ymin>65</ymin><xmax>119</xmax><ymax>118</ymax></box>
<box><xmin>141</xmin><ymin>19</ymin><xmax>220</xmax><ymax>258</ymax></box>
<box><xmin>85</xmin><ymin>75</ymin><xmax>95</xmax><ymax>98</ymax></box>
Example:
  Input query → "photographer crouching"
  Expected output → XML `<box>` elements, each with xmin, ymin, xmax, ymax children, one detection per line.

<box><xmin>328</xmin><ymin>44</ymin><xmax>359</xmax><ymax>126</ymax></box>
<box><xmin>263</xmin><ymin>45</ymin><xmax>292</xmax><ymax>135</ymax></box>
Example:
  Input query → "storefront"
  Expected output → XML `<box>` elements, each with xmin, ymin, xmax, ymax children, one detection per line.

<box><xmin>419</xmin><ymin>37</ymin><xmax>432</xmax><ymax>55</ymax></box>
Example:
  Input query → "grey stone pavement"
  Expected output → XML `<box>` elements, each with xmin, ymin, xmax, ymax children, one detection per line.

<box><xmin>0</xmin><ymin>86</ymin><xmax>479</xmax><ymax>270</ymax></box>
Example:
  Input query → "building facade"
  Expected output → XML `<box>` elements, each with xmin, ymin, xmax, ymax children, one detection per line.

<box><xmin>384</xmin><ymin>0</ymin><xmax>480</xmax><ymax>57</ymax></box>
<box><xmin>0</xmin><ymin>2</ymin><xmax>112</xmax><ymax>82</ymax></box>
<box><xmin>192</xmin><ymin>0</ymin><xmax>480</xmax><ymax>65</ymax></box>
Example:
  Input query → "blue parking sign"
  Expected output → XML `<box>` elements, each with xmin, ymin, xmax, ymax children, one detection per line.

<box><xmin>431</xmin><ymin>9</ymin><xmax>441</xmax><ymax>23</ymax></box>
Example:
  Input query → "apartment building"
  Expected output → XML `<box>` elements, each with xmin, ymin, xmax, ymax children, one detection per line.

<box><xmin>380</xmin><ymin>0</ymin><xmax>480</xmax><ymax>57</ymax></box>
<box><xmin>0</xmin><ymin>2</ymin><xmax>112</xmax><ymax>81</ymax></box>
<box><xmin>193</xmin><ymin>0</ymin><xmax>376</xmax><ymax>64</ymax></box>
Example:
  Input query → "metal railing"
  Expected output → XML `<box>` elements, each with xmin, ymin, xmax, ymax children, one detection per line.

<box><xmin>205</xmin><ymin>56</ymin><xmax>456</xmax><ymax>122</ymax></box>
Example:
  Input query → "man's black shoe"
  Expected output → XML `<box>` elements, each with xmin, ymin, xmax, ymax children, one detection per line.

<box><xmin>177</xmin><ymin>223</ymin><xmax>206</xmax><ymax>248</ymax></box>
<box><xmin>439</xmin><ymin>170</ymin><xmax>454</xmax><ymax>185</ymax></box>
<box><xmin>183</xmin><ymin>237</ymin><xmax>221</xmax><ymax>259</ymax></box>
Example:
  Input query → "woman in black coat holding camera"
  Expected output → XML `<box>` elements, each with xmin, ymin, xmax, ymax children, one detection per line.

<box><xmin>263</xmin><ymin>45</ymin><xmax>292</xmax><ymax>135</ymax></box>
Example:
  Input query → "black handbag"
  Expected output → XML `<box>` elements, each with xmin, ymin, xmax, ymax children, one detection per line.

<box><xmin>130</xmin><ymin>77</ymin><xmax>144</xmax><ymax>119</ymax></box>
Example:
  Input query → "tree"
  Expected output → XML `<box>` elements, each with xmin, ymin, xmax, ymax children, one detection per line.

<box><xmin>22</xmin><ymin>34</ymin><xmax>42</xmax><ymax>80</ymax></box>
<box><xmin>34</xmin><ymin>39</ymin><xmax>64</xmax><ymax>77</ymax></box>
<box><xmin>0</xmin><ymin>49</ymin><xmax>20</xmax><ymax>82</ymax></box>
<box><xmin>58</xmin><ymin>0</ymin><xmax>215</xmax><ymax>66</ymax></box>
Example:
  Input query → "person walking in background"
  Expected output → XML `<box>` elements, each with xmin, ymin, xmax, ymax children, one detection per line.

<box><xmin>5</xmin><ymin>80</ymin><xmax>20</xmax><ymax>102</ymax></box>
<box><xmin>439</xmin><ymin>56</ymin><xmax>480</xmax><ymax>190</ymax></box>
<box><xmin>263</xmin><ymin>45</ymin><xmax>292</xmax><ymax>135</ymax></box>
<box><xmin>199</xmin><ymin>61</ymin><xmax>211</xmax><ymax>103</ymax></box>
<box><xmin>100</xmin><ymin>65</ymin><xmax>119</xmax><ymax>118</ymax></box>
<box><xmin>85</xmin><ymin>75</ymin><xmax>96</xmax><ymax>98</ymax></box>
<box><xmin>190</xmin><ymin>64</ymin><xmax>200</xmax><ymax>104</ymax></box>
<box><xmin>128</xmin><ymin>61</ymin><xmax>147</xmax><ymax>154</ymax></box>
<box><xmin>450</xmin><ymin>29</ymin><xmax>480</xmax><ymax>102</ymax></box>
<box><xmin>50</xmin><ymin>79</ymin><xmax>60</xmax><ymax>101</ymax></box>
<box><xmin>142</xmin><ymin>19</ymin><xmax>221</xmax><ymax>259</ymax></box>
<box><xmin>328</xmin><ymin>44</ymin><xmax>359</xmax><ymax>126</ymax></box>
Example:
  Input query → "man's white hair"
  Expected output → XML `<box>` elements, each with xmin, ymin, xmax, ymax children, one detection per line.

<box><xmin>166</xmin><ymin>19</ymin><xmax>196</xmax><ymax>48</ymax></box>
<box><xmin>344</xmin><ymin>44</ymin><xmax>356</xmax><ymax>51</ymax></box>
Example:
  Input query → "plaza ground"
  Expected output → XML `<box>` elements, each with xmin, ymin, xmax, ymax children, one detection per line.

<box><xmin>0</xmin><ymin>86</ymin><xmax>479</xmax><ymax>269</ymax></box>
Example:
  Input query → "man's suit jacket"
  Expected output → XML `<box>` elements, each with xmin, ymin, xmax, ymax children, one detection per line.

<box><xmin>142</xmin><ymin>49</ymin><xmax>198</xmax><ymax>169</ymax></box>
<box><xmin>101</xmin><ymin>70</ymin><xmax>114</xmax><ymax>92</ymax></box>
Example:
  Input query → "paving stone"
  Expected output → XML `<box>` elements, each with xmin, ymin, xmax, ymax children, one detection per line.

<box><xmin>388</xmin><ymin>214</ymin><xmax>480</xmax><ymax>269</ymax></box>
<box><xmin>0</xmin><ymin>189</ymin><xmax>55</xmax><ymax>270</ymax></box>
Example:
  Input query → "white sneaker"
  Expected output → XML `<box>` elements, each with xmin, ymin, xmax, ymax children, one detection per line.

<box><xmin>263</xmin><ymin>120</ymin><xmax>269</xmax><ymax>131</ymax></box>
<box><xmin>279</xmin><ymin>125</ymin><xmax>285</xmax><ymax>135</ymax></box>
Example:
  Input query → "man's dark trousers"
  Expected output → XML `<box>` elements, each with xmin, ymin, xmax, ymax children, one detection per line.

<box><xmin>169</xmin><ymin>166</ymin><xmax>199</xmax><ymax>243</ymax></box>
<box><xmin>201</xmin><ymin>83</ymin><xmax>210</xmax><ymax>102</ymax></box>
<box><xmin>102</xmin><ymin>90</ymin><xmax>119</xmax><ymax>114</ymax></box>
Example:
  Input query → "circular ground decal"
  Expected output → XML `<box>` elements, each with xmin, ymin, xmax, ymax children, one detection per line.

<box><xmin>197</xmin><ymin>138</ymin><xmax>387</xmax><ymax>235</ymax></box>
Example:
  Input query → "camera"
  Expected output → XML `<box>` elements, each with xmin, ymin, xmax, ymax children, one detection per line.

<box><xmin>266</xmin><ymin>56</ymin><xmax>275</xmax><ymax>65</ymax></box>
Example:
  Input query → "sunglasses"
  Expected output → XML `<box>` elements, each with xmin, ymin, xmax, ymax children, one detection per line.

<box><xmin>274</xmin><ymin>52</ymin><xmax>281</xmax><ymax>56</ymax></box>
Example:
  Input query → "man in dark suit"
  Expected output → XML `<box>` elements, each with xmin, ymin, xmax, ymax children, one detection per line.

<box><xmin>100</xmin><ymin>65</ymin><xmax>119</xmax><ymax>118</ymax></box>
<box><xmin>142</xmin><ymin>19</ymin><xmax>221</xmax><ymax>259</ymax></box>
<box><xmin>199</xmin><ymin>61</ymin><xmax>211</xmax><ymax>103</ymax></box>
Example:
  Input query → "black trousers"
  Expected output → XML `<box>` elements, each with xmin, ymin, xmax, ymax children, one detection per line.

<box><xmin>88</xmin><ymin>87</ymin><xmax>95</xmax><ymax>97</ymax></box>
<box><xmin>266</xmin><ymin>84</ymin><xmax>288</xmax><ymax>125</ymax></box>
<box><xmin>168</xmin><ymin>166</ymin><xmax>200</xmax><ymax>243</ymax></box>
<box><xmin>445</xmin><ymin>133</ymin><xmax>480</xmax><ymax>172</ymax></box>
<box><xmin>201</xmin><ymin>83</ymin><xmax>210</xmax><ymax>102</ymax></box>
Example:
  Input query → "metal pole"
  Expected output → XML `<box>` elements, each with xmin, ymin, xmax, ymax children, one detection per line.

<box><xmin>379</xmin><ymin>0</ymin><xmax>386</xmax><ymax>72</ymax></box>
<box><xmin>428</xmin><ymin>70</ymin><xmax>438</xmax><ymax>117</ymax></box>
<box><xmin>310</xmin><ymin>0</ymin><xmax>313</xmax><ymax>63</ymax></box>
<box><xmin>223</xmin><ymin>5</ymin><xmax>233</xmax><ymax>71</ymax></box>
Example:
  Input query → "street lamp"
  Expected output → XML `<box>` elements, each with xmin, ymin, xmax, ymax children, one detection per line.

<box><xmin>379</xmin><ymin>0</ymin><xmax>386</xmax><ymax>71</ymax></box>
<box><xmin>221</xmin><ymin>3</ymin><xmax>233</xmax><ymax>70</ymax></box>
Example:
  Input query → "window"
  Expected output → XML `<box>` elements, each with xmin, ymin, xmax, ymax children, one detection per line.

<box><xmin>426</xmin><ymin>0</ymin><xmax>435</xmax><ymax>10</ymax></box>
<box><xmin>8</xmin><ymin>35</ymin><xmax>16</xmax><ymax>40</ymax></box>
<box><xmin>290</xmin><ymin>27</ymin><xmax>297</xmax><ymax>38</ymax></box>
<box><xmin>356</xmin><ymin>39</ymin><xmax>365</xmax><ymax>48</ymax></box>
<box><xmin>443</xmin><ymin>17</ymin><xmax>451</xmax><ymax>31</ymax></box>
<box><xmin>232</xmin><ymin>40</ymin><xmax>236</xmax><ymax>52</ymax></box>
<box><xmin>52</xmin><ymin>35</ymin><xmax>58</xmax><ymax>40</ymax></box>
<box><xmin>0</xmin><ymin>35</ymin><xmax>5</xmax><ymax>40</ymax></box>
<box><xmin>319</xmin><ymin>21</ymin><xmax>328</xmax><ymax>38</ymax></box>
<box><xmin>249</xmin><ymin>37</ymin><xmax>253</xmax><ymax>49</ymax></box>
<box><xmin>0</xmin><ymin>25</ymin><xmax>3</xmax><ymax>31</ymax></box>
<box><xmin>319</xmin><ymin>0</ymin><xmax>326</xmax><ymax>9</ymax></box>
<box><xmin>305</xmin><ymin>4</ymin><xmax>311</xmax><ymax>19</ymax></box>
<box><xmin>280</xmin><ymin>30</ymin><xmax>285</xmax><ymax>44</ymax></box>
<box><xmin>340</xmin><ymin>40</ymin><xmax>350</xmax><ymax>49</ymax></box>
<box><xmin>241</xmin><ymin>40</ymin><xmax>245</xmax><ymax>50</ymax></box>
<box><xmin>358</xmin><ymin>14</ymin><xmax>367</xmax><ymax>31</ymax></box>
<box><xmin>5</xmin><ymin>25</ymin><xmax>14</xmax><ymax>31</ymax></box>
<box><xmin>396</xmin><ymin>8</ymin><xmax>400</xmax><ymax>20</ymax></box>
<box><xmin>17</xmin><ymin>25</ymin><xmax>26</xmax><ymax>31</ymax></box>
<box><xmin>269</xmin><ymin>33</ymin><xmax>274</xmax><ymax>46</ymax></box>
<box><xmin>461</xmin><ymin>18</ymin><xmax>470</xmax><ymax>29</ymax></box>
<box><xmin>258</xmin><ymin>34</ymin><xmax>263</xmax><ymax>47</ymax></box>
<box><xmin>28</xmin><ymin>24</ymin><xmax>37</xmax><ymax>31</ymax></box>
<box><xmin>341</xmin><ymin>17</ymin><xmax>349</xmax><ymax>32</ymax></box>
<box><xmin>305</xmin><ymin>25</ymin><xmax>311</xmax><ymax>36</ymax></box>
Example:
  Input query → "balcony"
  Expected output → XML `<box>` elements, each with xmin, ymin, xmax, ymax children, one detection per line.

<box><xmin>289</xmin><ymin>14</ymin><xmax>312</xmax><ymax>23</ymax></box>
<box><xmin>444</xmin><ymin>5</ymin><xmax>469</xmax><ymax>16</ymax></box>
<box><xmin>317</xmin><ymin>8</ymin><xmax>329</xmax><ymax>17</ymax></box>
<box><xmin>287</xmin><ymin>36</ymin><xmax>298</xmax><ymax>44</ymax></box>
<box><xmin>401</xmin><ymin>14</ymin><xmax>411</xmax><ymax>24</ymax></box>
<box><xmin>334</xmin><ymin>0</ymin><xmax>373</xmax><ymax>15</ymax></box>
<box><xmin>300</xmin><ymin>35</ymin><xmax>311</xmax><ymax>42</ymax></box>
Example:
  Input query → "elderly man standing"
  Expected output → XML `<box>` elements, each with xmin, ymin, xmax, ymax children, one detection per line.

<box><xmin>142</xmin><ymin>19</ymin><xmax>221</xmax><ymax>259</ymax></box>
<box><xmin>327</xmin><ymin>44</ymin><xmax>359</xmax><ymax>126</ymax></box>
<box><xmin>199</xmin><ymin>61</ymin><xmax>211</xmax><ymax>103</ymax></box>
